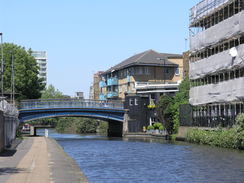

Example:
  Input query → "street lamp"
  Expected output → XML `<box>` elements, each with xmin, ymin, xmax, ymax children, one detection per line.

<box><xmin>11</xmin><ymin>52</ymin><xmax>15</xmax><ymax>104</ymax></box>
<box><xmin>0</xmin><ymin>33</ymin><xmax>3</xmax><ymax>97</ymax></box>
<box><xmin>0</xmin><ymin>33</ymin><xmax>3</xmax><ymax>98</ymax></box>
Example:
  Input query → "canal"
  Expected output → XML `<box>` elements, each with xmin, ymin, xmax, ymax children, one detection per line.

<box><xmin>38</xmin><ymin>129</ymin><xmax>244</xmax><ymax>183</ymax></box>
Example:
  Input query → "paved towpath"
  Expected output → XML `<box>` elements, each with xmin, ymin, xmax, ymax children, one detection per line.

<box><xmin>0</xmin><ymin>137</ymin><xmax>88</xmax><ymax>183</ymax></box>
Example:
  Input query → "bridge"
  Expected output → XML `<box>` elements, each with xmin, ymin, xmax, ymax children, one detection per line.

<box><xmin>18</xmin><ymin>99</ymin><xmax>128</xmax><ymax>137</ymax></box>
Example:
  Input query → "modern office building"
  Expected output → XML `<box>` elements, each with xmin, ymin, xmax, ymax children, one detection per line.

<box><xmin>99</xmin><ymin>49</ymin><xmax>183</xmax><ymax>102</ymax></box>
<box><xmin>31</xmin><ymin>51</ymin><xmax>47</xmax><ymax>86</ymax></box>
<box><xmin>189</xmin><ymin>0</ymin><xmax>244</xmax><ymax>126</ymax></box>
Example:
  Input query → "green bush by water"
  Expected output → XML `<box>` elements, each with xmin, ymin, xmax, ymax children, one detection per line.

<box><xmin>186</xmin><ymin>114</ymin><xmax>244</xmax><ymax>150</ymax></box>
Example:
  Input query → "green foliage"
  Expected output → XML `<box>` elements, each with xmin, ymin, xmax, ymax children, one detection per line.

<box><xmin>159</xmin><ymin>125</ymin><xmax>165</xmax><ymax>131</ymax></box>
<box><xmin>76</xmin><ymin>118</ymin><xmax>98</xmax><ymax>134</ymax></box>
<box><xmin>147</xmin><ymin>125</ymin><xmax>154</xmax><ymax>130</ymax></box>
<box><xmin>186</xmin><ymin>114</ymin><xmax>244</xmax><ymax>150</ymax></box>
<box><xmin>157</xmin><ymin>77</ymin><xmax>190</xmax><ymax>136</ymax></box>
<box><xmin>1</xmin><ymin>43</ymin><xmax>45</xmax><ymax>100</ymax></box>
<box><xmin>96</xmin><ymin>121</ymin><xmax>108</xmax><ymax>135</ymax></box>
<box><xmin>153</xmin><ymin>122</ymin><xmax>164</xmax><ymax>130</ymax></box>
<box><xmin>55</xmin><ymin>117</ymin><xmax>105</xmax><ymax>134</ymax></box>
<box><xmin>147</xmin><ymin>104</ymin><xmax>156</xmax><ymax>109</ymax></box>
<box><xmin>235</xmin><ymin>113</ymin><xmax>244</xmax><ymax>130</ymax></box>
<box><xmin>41</xmin><ymin>84</ymin><xmax>66</xmax><ymax>99</ymax></box>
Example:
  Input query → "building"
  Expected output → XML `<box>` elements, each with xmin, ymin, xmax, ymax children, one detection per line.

<box><xmin>182</xmin><ymin>51</ymin><xmax>190</xmax><ymax>79</ymax></box>
<box><xmin>99</xmin><ymin>49</ymin><xmax>183</xmax><ymax>102</ymax></box>
<box><xmin>89</xmin><ymin>84</ymin><xmax>94</xmax><ymax>100</ymax></box>
<box><xmin>31</xmin><ymin>51</ymin><xmax>47</xmax><ymax>86</ymax></box>
<box><xmin>98</xmin><ymin>49</ymin><xmax>183</xmax><ymax>131</ymax></box>
<box><xmin>189</xmin><ymin>0</ymin><xmax>244</xmax><ymax>127</ymax></box>
<box><xmin>90</xmin><ymin>71</ymin><xmax>103</xmax><ymax>100</ymax></box>
<box><xmin>75</xmin><ymin>92</ymin><xmax>84</xmax><ymax>100</ymax></box>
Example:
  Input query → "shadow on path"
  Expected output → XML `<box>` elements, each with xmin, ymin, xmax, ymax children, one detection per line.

<box><xmin>0</xmin><ymin>139</ymin><xmax>23</xmax><ymax>157</ymax></box>
<box><xmin>0</xmin><ymin>167</ymin><xmax>26</xmax><ymax>175</ymax></box>
<box><xmin>0</xmin><ymin>150</ymin><xmax>17</xmax><ymax>157</ymax></box>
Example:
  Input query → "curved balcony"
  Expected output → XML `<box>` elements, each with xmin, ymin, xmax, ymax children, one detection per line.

<box><xmin>107</xmin><ymin>77</ymin><xmax>118</xmax><ymax>86</ymax></box>
<box><xmin>107</xmin><ymin>92</ymin><xmax>118</xmax><ymax>98</ymax></box>
<box><xmin>99</xmin><ymin>81</ymin><xmax>107</xmax><ymax>88</ymax></box>
<box><xmin>99</xmin><ymin>94</ymin><xmax>107</xmax><ymax>101</ymax></box>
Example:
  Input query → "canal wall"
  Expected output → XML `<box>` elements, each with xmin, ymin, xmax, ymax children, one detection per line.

<box><xmin>46</xmin><ymin>138</ymin><xmax>89</xmax><ymax>183</ymax></box>
<box><xmin>0</xmin><ymin>100</ymin><xmax>19</xmax><ymax>151</ymax></box>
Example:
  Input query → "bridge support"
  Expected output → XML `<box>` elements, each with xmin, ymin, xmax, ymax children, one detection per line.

<box><xmin>107</xmin><ymin>120</ymin><xmax>123</xmax><ymax>137</ymax></box>
<box><xmin>122</xmin><ymin>112</ymin><xmax>128</xmax><ymax>136</ymax></box>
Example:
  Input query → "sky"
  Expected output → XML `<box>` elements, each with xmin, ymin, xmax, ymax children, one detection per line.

<box><xmin>0</xmin><ymin>0</ymin><xmax>199</xmax><ymax>98</ymax></box>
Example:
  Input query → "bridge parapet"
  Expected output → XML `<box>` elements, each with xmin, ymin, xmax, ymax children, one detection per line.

<box><xmin>19</xmin><ymin>99</ymin><xmax>124</xmax><ymax>110</ymax></box>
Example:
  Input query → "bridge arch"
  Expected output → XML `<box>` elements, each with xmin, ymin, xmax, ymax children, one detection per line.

<box><xmin>18</xmin><ymin>99</ymin><xmax>127</xmax><ymax>137</ymax></box>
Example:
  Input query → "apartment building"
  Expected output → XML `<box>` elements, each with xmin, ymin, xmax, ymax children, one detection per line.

<box><xmin>189</xmin><ymin>0</ymin><xmax>244</xmax><ymax>127</ymax></box>
<box><xmin>99</xmin><ymin>49</ymin><xmax>183</xmax><ymax>102</ymax></box>
<box><xmin>90</xmin><ymin>71</ymin><xmax>104</xmax><ymax>100</ymax></box>
<box><xmin>31</xmin><ymin>51</ymin><xmax>47</xmax><ymax>86</ymax></box>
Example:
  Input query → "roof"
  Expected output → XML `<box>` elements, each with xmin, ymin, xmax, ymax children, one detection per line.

<box><xmin>160</xmin><ymin>53</ymin><xmax>182</xmax><ymax>59</ymax></box>
<box><xmin>103</xmin><ymin>49</ymin><xmax>179</xmax><ymax>74</ymax></box>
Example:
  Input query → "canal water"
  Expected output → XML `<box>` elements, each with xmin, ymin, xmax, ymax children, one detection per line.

<box><xmin>37</xmin><ymin>129</ymin><xmax>244</xmax><ymax>183</ymax></box>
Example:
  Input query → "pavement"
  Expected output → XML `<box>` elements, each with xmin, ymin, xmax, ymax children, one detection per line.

<box><xmin>0</xmin><ymin>137</ymin><xmax>89</xmax><ymax>183</ymax></box>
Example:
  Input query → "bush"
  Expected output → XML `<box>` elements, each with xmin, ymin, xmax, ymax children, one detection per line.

<box><xmin>153</xmin><ymin>122</ymin><xmax>163</xmax><ymax>130</ymax></box>
<box><xmin>186</xmin><ymin>128</ymin><xmax>243</xmax><ymax>149</ymax></box>
<box><xmin>147</xmin><ymin>125</ymin><xmax>154</xmax><ymax>130</ymax></box>
<box><xmin>159</xmin><ymin>125</ymin><xmax>165</xmax><ymax>131</ymax></box>
<box><xmin>186</xmin><ymin>113</ymin><xmax>244</xmax><ymax>150</ymax></box>
<box><xmin>236</xmin><ymin>113</ymin><xmax>244</xmax><ymax>130</ymax></box>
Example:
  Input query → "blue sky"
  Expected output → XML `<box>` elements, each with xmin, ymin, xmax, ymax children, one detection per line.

<box><xmin>0</xmin><ymin>0</ymin><xmax>199</xmax><ymax>98</ymax></box>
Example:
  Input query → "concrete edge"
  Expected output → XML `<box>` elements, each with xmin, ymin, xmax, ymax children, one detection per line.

<box><xmin>46</xmin><ymin>138</ymin><xmax>89</xmax><ymax>183</ymax></box>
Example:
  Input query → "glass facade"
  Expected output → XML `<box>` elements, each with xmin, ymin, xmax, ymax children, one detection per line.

<box><xmin>31</xmin><ymin>51</ymin><xmax>47</xmax><ymax>86</ymax></box>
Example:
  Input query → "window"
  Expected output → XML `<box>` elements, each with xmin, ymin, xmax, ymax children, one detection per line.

<box><xmin>135</xmin><ymin>98</ymin><xmax>138</xmax><ymax>105</ymax></box>
<box><xmin>164</xmin><ymin>68</ymin><xmax>170</xmax><ymax>73</ymax></box>
<box><xmin>175</xmin><ymin>67</ymin><xmax>180</xmax><ymax>75</ymax></box>
<box><xmin>129</xmin><ymin>99</ymin><xmax>133</xmax><ymax>106</ymax></box>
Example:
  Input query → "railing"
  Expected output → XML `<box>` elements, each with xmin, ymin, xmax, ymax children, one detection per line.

<box><xmin>135</xmin><ymin>81</ymin><xmax>179</xmax><ymax>89</ymax></box>
<box><xmin>190</xmin><ymin>0</ymin><xmax>229</xmax><ymax>24</ymax></box>
<box><xmin>107</xmin><ymin>77</ymin><xmax>118</xmax><ymax>86</ymax></box>
<box><xmin>99</xmin><ymin>81</ymin><xmax>107</xmax><ymax>88</ymax></box>
<box><xmin>19</xmin><ymin>98</ymin><xmax>124</xmax><ymax>110</ymax></box>
<box><xmin>107</xmin><ymin>92</ymin><xmax>118</xmax><ymax>98</ymax></box>
<box><xmin>99</xmin><ymin>94</ymin><xmax>107</xmax><ymax>101</ymax></box>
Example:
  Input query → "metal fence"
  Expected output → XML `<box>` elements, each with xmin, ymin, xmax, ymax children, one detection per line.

<box><xmin>179</xmin><ymin>103</ymin><xmax>242</xmax><ymax>127</ymax></box>
<box><xmin>0</xmin><ymin>100</ymin><xmax>19</xmax><ymax>151</ymax></box>
<box><xmin>19</xmin><ymin>99</ymin><xmax>124</xmax><ymax>110</ymax></box>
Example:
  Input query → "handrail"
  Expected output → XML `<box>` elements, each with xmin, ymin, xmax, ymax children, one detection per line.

<box><xmin>19</xmin><ymin>99</ymin><xmax>124</xmax><ymax>110</ymax></box>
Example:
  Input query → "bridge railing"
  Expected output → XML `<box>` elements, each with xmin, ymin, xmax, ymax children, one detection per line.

<box><xmin>19</xmin><ymin>99</ymin><xmax>124</xmax><ymax>110</ymax></box>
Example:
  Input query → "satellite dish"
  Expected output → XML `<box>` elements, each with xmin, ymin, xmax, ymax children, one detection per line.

<box><xmin>229</xmin><ymin>47</ymin><xmax>238</xmax><ymax>57</ymax></box>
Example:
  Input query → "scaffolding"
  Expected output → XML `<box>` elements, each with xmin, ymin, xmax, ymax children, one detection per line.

<box><xmin>190</xmin><ymin>0</ymin><xmax>231</xmax><ymax>25</ymax></box>
<box><xmin>188</xmin><ymin>0</ymin><xmax>244</xmax><ymax>127</ymax></box>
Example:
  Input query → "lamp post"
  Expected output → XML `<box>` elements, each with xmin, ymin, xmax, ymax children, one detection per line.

<box><xmin>0</xmin><ymin>33</ymin><xmax>3</xmax><ymax>97</ymax></box>
<box><xmin>11</xmin><ymin>52</ymin><xmax>15</xmax><ymax>104</ymax></box>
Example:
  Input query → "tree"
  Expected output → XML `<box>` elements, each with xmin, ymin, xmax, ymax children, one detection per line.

<box><xmin>157</xmin><ymin>95</ymin><xmax>174</xmax><ymax>135</ymax></box>
<box><xmin>157</xmin><ymin>77</ymin><xmax>190</xmax><ymax>136</ymax></box>
<box><xmin>41</xmin><ymin>84</ymin><xmax>65</xmax><ymax>99</ymax></box>
<box><xmin>1</xmin><ymin>43</ymin><xmax>44</xmax><ymax>100</ymax></box>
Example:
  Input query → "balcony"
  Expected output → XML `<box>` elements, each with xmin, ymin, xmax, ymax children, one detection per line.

<box><xmin>99</xmin><ymin>81</ymin><xmax>107</xmax><ymax>88</ymax></box>
<box><xmin>135</xmin><ymin>81</ymin><xmax>180</xmax><ymax>94</ymax></box>
<box><xmin>99</xmin><ymin>94</ymin><xmax>107</xmax><ymax>101</ymax></box>
<box><xmin>107</xmin><ymin>92</ymin><xmax>118</xmax><ymax>98</ymax></box>
<box><xmin>107</xmin><ymin>77</ymin><xmax>118</xmax><ymax>86</ymax></box>
<box><xmin>127</xmin><ymin>76</ymin><xmax>131</xmax><ymax>83</ymax></box>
